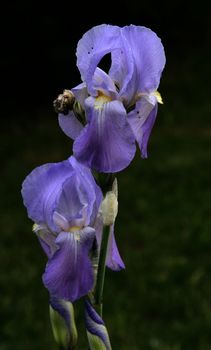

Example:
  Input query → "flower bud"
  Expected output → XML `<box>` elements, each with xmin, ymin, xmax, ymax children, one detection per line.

<box><xmin>85</xmin><ymin>300</ymin><xmax>112</xmax><ymax>350</ymax></box>
<box><xmin>101</xmin><ymin>191</ymin><xmax>118</xmax><ymax>226</ymax></box>
<box><xmin>50</xmin><ymin>297</ymin><xmax>78</xmax><ymax>350</ymax></box>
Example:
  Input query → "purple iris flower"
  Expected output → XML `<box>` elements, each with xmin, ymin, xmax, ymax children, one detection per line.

<box><xmin>21</xmin><ymin>156</ymin><xmax>124</xmax><ymax>302</ymax></box>
<box><xmin>59</xmin><ymin>24</ymin><xmax>166</xmax><ymax>173</ymax></box>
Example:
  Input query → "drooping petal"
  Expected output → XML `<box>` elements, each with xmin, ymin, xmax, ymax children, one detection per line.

<box><xmin>58</xmin><ymin>111</ymin><xmax>83</xmax><ymax>140</ymax></box>
<box><xmin>121</xmin><ymin>25</ymin><xmax>166</xmax><ymax>92</ymax></box>
<box><xmin>76</xmin><ymin>24</ymin><xmax>121</xmax><ymax>95</ymax></box>
<box><xmin>94</xmin><ymin>215</ymin><xmax>125</xmax><ymax>271</ymax></box>
<box><xmin>127</xmin><ymin>97</ymin><xmax>158</xmax><ymax>158</ymax></box>
<box><xmin>43</xmin><ymin>228</ymin><xmax>95</xmax><ymax>302</ymax></box>
<box><xmin>106</xmin><ymin>225</ymin><xmax>125</xmax><ymax>271</ymax></box>
<box><xmin>73</xmin><ymin>98</ymin><xmax>136</xmax><ymax>173</ymax></box>
<box><xmin>85</xmin><ymin>300</ymin><xmax>112</xmax><ymax>350</ymax></box>
<box><xmin>50</xmin><ymin>297</ymin><xmax>78</xmax><ymax>349</ymax></box>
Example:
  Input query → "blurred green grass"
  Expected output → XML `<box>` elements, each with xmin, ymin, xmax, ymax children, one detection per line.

<box><xmin>1</xmin><ymin>55</ymin><xmax>211</xmax><ymax>349</ymax></box>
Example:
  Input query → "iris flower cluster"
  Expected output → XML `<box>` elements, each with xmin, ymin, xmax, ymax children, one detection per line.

<box><xmin>22</xmin><ymin>24</ymin><xmax>165</xmax><ymax>349</ymax></box>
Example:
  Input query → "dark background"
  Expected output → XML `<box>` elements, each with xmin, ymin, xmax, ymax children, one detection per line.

<box><xmin>1</xmin><ymin>1</ymin><xmax>211</xmax><ymax>349</ymax></box>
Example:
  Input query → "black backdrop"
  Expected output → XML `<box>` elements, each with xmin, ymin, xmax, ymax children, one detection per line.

<box><xmin>1</xmin><ymin>0</ymin><xmax>210</xmax><ymax>115</ymax></box>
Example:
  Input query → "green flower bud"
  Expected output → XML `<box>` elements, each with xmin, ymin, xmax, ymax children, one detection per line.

<box><xmin>50</xmin><ymin>297</ymin><xmax>78</xmax><ymax>350</ymax></box>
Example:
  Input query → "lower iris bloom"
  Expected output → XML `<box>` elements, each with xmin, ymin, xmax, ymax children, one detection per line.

<box><xmin>59</xmin><ymin>24</ymin><xmax>166</xmax><ymax>173</ymax></box>
<box><xmin>21</xmin><ymin>156</ymin><xmax>124</xmax><ymax>302</ymax></box>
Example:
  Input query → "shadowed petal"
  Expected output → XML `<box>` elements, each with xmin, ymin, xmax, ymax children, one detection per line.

<box><xmin>33</xmin><ymin>224</ymin><xmax>58</xmax><ymax>258</ymax></box>
<box><xmin>106</xmin><ymin>225</ymin><xmax>125</xmax><ymax>271</ymax></box>
<box><xmin>121</xmin><ymin>25</ymin><xmax>166</xmax><ymax>92</ymax></box>
<box><xmin>73</xmin><ymin>98</ymin><xmax>136</xmax><ymax>173</ymax></box>
<box><xmin>58</xmin><ymin>111</ymin><xmax>83</xmax><ymax>140</ymax></box>
<box><xmin>76</xmin><ymin>24</ymin><xmax>121</xmax><ymax>95</ymax></box>
<box><xmin>72</xmin><ymin>82</ymin><xmax>88</xmax><ymax>108</ymax></box>
<box><xmin>43</xmin><ymin>228</ymin><xmax>95</xmax><ymax>302</ymax></box>
<box><xmin>127</xmin><ymin>97</ymin><xmax>158</xmax><ymax>158</ymax></box>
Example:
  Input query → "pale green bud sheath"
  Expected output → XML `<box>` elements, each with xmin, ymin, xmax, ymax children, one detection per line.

<box><xmin>50</xmin><ymin>298</ymin><xmax>78</xmax><ymax>350</ymax></box>
<box><xmin>94</xmin><ymin>180</ymin><xmax>118</xmax><ymax>316</ymax></box>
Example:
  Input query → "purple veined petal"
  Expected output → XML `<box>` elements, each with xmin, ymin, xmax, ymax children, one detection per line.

<box><xmin>54</xmin><ymin>173</ymin><xmax>85</xmax><ymax>226</ymax></box>
<box><xmin>94</xmin><ymin>214</ymin><xmax>125</xmax><ymax>271</ymax></box>
<box><xmin>21</xmin><ymin>159</ymin><xmax>75</xmax><ymax>231</ymax></box>
<box><xmin>58</xmin><ymin>157</ymin><xmax>102</xmax><ymax>228</ymax></box>
<box><xmin>58</xmin><ymin>111</ymin><xmax>83</xmax><ymax>140</ymax></box>
<box><xmin>121</xmin><ymin>25</ymin><xmax>166</xmax><ymax>92</ymax></box>
<box><xmin>127</xmin><ymin>97</ymin><xmax>158</xmax><ymax>158</ymax></box>
<box><xmin>76</xmin><ymin>24</ymin><xmax>121</xmax><ymax>95</ymax></box>
<box><xmin>53</xmin><ymin>212</ymin><xmax>70</xmax><ymax>232</ymax></box>
<box><xmin>109</xmin><ymin>33</ymin><xmax>136</xmax><ymax>104</ymax></box>
<box><xmin>73</xmin><ymin>97</ymin><xmax>136</xmax><ymax>173</ymax></box>
<box><xmin>69</xmin><ymin>157</ymin><xmax>103</xmax><ymax>226</ymax></box>
<box><xmin>85</xmin><ymin>300</ymin><xmax>112</xmax><ymax>350</ymax></box>
<box><xmin>21</xmin><ymin>156</ymin><xmax>101</xmax><ymax>232</ymax></box>
<box><xmin>71</xmin><ymin>82</ymin><xmax>88</xmax><ymax>108</ymax></box>
<box><xmin>33</xmin><ymin>224</ymin><xmax>58</xmax><ymax>258</ymax></box>
<box><xmin>43</xmin><ymin>227</ymin><xmax>95</xmax><ymax>302</ymax></box>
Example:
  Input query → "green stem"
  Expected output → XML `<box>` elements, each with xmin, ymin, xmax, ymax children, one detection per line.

<box><xmin>94</xmin><ymin>225</ymin><xmax>110</xmax><ymax>316</ymax></box>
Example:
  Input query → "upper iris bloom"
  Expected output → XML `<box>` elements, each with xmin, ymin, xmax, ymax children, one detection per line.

<box><xmin>59</xmin><ymin>24</ymin><xmax>166</xmax><ymax>173</ymax></box>
<box><xmin>21</xmin><ymin>156</ymin><xmax>124</xmax><ymax>302</ymax></box>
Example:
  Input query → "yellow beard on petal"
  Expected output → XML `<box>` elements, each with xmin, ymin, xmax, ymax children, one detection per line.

<box><xmin>94</xmin><ymin>91</ymin><xmax>112</xmax><ymax>110</ymax></box>
<box><xmin>69</xmin><ymin>226</ymin><xmax>81</xmax><ymax>232</ymax></box>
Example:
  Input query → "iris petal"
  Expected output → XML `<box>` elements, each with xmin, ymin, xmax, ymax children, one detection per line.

<box><xmin>71</xmin><ymin>82</ymin><xmax>88</xmax><ymax>108</ymax></box>
<box><xmin>94</xmin><ymin>215</ymin><xmax>125</xmax><ymax>271</ymax></box>
<box><xmin>106</xmin><ymin>225</ymin><xmax>125</xmax><ymax>271</ymax></box>
<box><xmin>76</xmin><ymin>24</ymin><xmax>121</xmax><ymax>95</ymax></box>
<box><xmin>43</xmin><ymin>228</ymin><xmax>95</xmax><ymax>302</ymax></box>
<box><xmin>21</xmin><ymin>160</ymin><xmax>74</xmax><ymax>231</ymax></box>
<box><xmin>58</xmin><ymin>111</ymin><xmax>83</xmax><ymax>140</ymax></box>
<box><xmin>73</xmin><ymin>98</ymin><xmax>136</xmax><ymax>173</ymax></box>
<box><xmin>121</xmin><ymin>25</ymin><xmax>166</xmax><ymax>92</ymax></box>
<box><xmin>21</xmin><ymin>157</ymin><xmax>102</xmax><ymax>232</ymax></box>
<box><xmin>127</xmin><ymin>97</ymin><xmax>158</xmax><ymax>158</ymax></box>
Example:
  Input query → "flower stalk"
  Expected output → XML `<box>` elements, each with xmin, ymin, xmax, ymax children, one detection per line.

<box><xmin>94</xmin><ymin>224</ymin><xmax>111</xmax><ymax>316</ymax></box>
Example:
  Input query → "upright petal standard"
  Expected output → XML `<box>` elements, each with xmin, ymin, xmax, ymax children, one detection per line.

<box><xmin>59</xmin><ymin>24</ymin><xmax>166</xmax><ymax>172</ymax></box>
